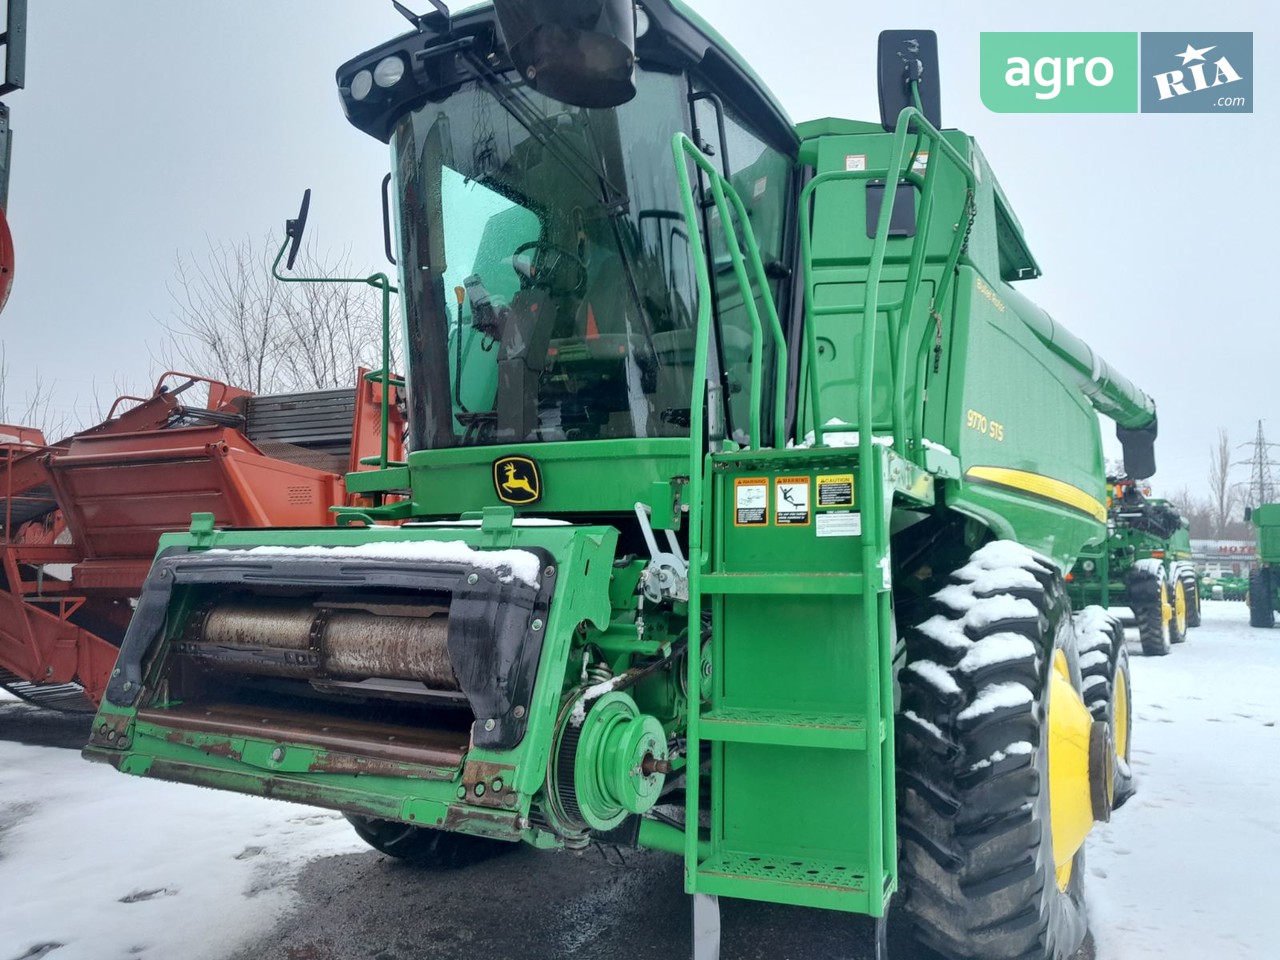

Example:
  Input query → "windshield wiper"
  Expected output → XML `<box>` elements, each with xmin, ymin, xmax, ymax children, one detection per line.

<box><xmin>460</xmin><ymin>50</ymin><xmax>630</xmax><ymax>215</ymax></box>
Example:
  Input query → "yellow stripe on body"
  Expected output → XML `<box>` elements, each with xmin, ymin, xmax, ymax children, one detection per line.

<box><xmin>964</xmin><ymin>466</ymin><xmax>1106</xmax><ymax>523</ymax></box>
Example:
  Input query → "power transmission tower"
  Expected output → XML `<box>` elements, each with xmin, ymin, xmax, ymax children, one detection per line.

<box><xmin>1236</xmin><ymin>420</ymin><xmax>1280</xmax><ymax>508</ymax></box>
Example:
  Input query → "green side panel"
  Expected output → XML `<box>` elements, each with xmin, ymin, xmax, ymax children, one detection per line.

<box><xmin>942</xmin><ymin>264</ymin><xmax>1106</xmax><ymax>571</ymax></box>
<box><xmin>1254</xmin><ymin>504</ymin><xmax>1280</xmax><ymax>564</ymax></box>
<box><xmin>398</xmin><ymin>438</ymin><xmax>688</xmax><ymax>523</ymax></box>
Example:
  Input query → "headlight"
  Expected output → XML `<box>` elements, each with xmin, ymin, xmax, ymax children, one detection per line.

<box><xmin>350</xmin><ymin>69</ymin><xmax>374</xmax><ymax>101</ymax></box>
<box><xmin>1083</xmin><ymin>560</ymin><xmax>1095</xmax><ymax>573</ymax></box>
<box><xmin>374</xmin><ymin>55</ymin><xmax>405</xmax><ymax>88</ymax></box>
<box><xmin>635</xmin><ymin>6</ymin><xmax>651</xmax><ymax>38</ymax></box>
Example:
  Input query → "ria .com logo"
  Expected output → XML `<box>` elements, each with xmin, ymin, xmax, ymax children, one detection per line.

<box><xmin>980</xmin><ymin>32</ymin><xmax>1252</xmax><ymax>113</ymax></box>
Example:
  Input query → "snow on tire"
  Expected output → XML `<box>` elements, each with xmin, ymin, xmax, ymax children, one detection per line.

<box><xmin>1128</xmin><ymin>567</ymin><xmax>1170</xmax><ymax>656</ymax></box>
<box><xmin>1074</xmin><ymin>606</ymin><xmax>1134</xmax><ymax>808</ymax></box>
<box><xmin>1179</xmin><ymin>567</ymin><xmax>1201</xmax><ymax>629</ymax></box>
<box><xmin>897</xmin><ymin>540</ymin><xmax>1088</xmax><ymax>960</ymax></box>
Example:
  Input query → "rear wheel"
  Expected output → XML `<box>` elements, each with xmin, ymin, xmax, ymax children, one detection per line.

<box><xmin>344</xmin><ymin>814</ymin><xmax>511</xmax><ymax>867</ymax></box>
<box><xmin>1130</xmin><ymin>570</ymin><xmax>1170</xmax><ymax>656</ymax></box>
<box><xmin>897</xmin><ymin>541</ymin><xmax>1092</xmax><ymax>960</ymax></box>
<box><xmin>1249</xmin><ymin>568</ymin><xmax>1275</xmax><ymax>628</ymax></box>
<box><xmin>1075</xmin><ymin>607</ymin><xmax>1134</xmax><ymax>808</ymax></box>
<box><xmin>1168</xmin><ymin>577</ymin><xmax>1188</xmax><ymax>644</ymax></box>
<box><xmin>1180</xmin><ymin>571</ymin><xmax>1201</xmax><ymax>628</ymax></box>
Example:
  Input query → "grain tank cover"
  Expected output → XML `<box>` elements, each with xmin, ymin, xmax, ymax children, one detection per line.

<box><xmin>492</xmin><ymin>0</ymin><xmax>637</xmax><ymax>107</ymax></box>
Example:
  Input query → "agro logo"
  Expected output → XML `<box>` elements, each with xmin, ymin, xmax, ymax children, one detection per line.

<box><xmin>493</xmin><ymin>456</ymin><xmax>541</xmax><ymax>505</ymax></box>
<box><xmin>1140</xmin><ymin>33</ymin><xmax>1252</xmax><ymax>113</ymax></box>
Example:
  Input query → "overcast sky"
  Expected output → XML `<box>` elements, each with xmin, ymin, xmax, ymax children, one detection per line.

<box><xmin>0</xmin><ymin>0</ymin><xmax>1274</xmax><ymax>497</ymax></box>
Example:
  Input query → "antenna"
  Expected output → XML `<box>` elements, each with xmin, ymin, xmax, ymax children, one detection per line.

<box><xmin>1235</xmin><ymin>419</ymin><xmax>1280</xmax><ymax>508</ymax></box>
<box><xmin>392</xmin><ymin>0</ymin><xmax>450</xmax><ymax>33</ymax></box>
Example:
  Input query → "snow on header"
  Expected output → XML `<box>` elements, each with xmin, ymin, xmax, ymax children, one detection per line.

<box><xmin>202</xmin><ymin>541</ymin><xmax>543</xmax><ymax>587</ymax></box>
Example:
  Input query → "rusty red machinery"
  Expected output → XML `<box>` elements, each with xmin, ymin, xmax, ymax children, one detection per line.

<box><xmin>0</xmin><ymin>370</ymin><xmax>403</xmax><ymax>709</ymax></box>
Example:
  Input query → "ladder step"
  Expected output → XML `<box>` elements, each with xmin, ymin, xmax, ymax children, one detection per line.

<box><xmin>699</xmin><ymin>572</ymin><xmax>863</xmax><ymax>595</ymax></box>
<box><xmin>699</xmin><ymin>707</ymin><xmax>868</xmax><ymax>749</ymax></box>
<box><xmin>696</xmin><ymin>851</ymin><xmax>870</xmax><ymax>910</ymax></box>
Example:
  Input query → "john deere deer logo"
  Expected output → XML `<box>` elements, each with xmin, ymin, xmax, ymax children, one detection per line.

<box><xmin>493</xmin><ymin>456</ymin><xmax>542</xmax><ymax>505</ymax></box>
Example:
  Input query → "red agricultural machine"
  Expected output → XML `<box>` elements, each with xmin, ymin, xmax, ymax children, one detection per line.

<box><xmin>0</xmin><ymin>370</ymin><xmax>403</xmax><ymax>709</ymax></box>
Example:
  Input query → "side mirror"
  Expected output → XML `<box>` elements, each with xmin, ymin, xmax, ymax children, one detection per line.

<box><xmin>878</xmin><ymin>30</ymin><xmax>942</xmax><ymax>131</ymax></box>
<box><xmin>1245</xmin><ymin>506</ymin><xmax>1253</xmax><ymax>522</ymax></box>
<box><xmin>284</xmin><ymin>188</ymin><xmax>311</xmax><ymax>271</ymax></box>
<box><xmin>492</xmin><ymin>0</ymin><xmax>636</xmax><ymax>108</ymax></box>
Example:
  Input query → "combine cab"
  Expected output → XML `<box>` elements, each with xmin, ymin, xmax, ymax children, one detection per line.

<box><xmin>0</xmin><ymin>371</ymin><xmax>402</xmax><ymax>708</ymax></box>
<box><xmin>85</xmin><ymin>5</ymin><xmax>1153</xmax><ymax>958</ymax></box>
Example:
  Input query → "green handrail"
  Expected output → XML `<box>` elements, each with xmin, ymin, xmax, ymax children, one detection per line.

<box><xmin>797</xmin><ymin>105</ymin><xmax>977</xmax><ymax>467</ymax></box>
<box><xmin>671</xmin><ymin>133</ymin><xmax>789</xmax><ymax>455</ymax></box>
<box><xmin>670</xmin><ymin>130</ymin><xmax>790</xmax><ymax>873</ymax></box>
<box><xmin>271</xmin><ymin>240</ymin><xmax>399</xmax><ymax>473</ymax></box>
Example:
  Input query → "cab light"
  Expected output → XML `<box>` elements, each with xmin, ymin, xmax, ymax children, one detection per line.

<box><xmin>374</xmin><ymin>56</ymin><xmax>406</xmax><ymax>88</ymax></box>
<box><xmin>351</xmin><ymin>69</ymin><xmax>374</xmax><ymax>101</ymax></box>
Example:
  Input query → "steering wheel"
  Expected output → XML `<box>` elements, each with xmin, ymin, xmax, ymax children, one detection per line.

<box><xmin>513</xmin><ymin>240</ymin><xmax>587</xmax><ymax>296</ymax></box>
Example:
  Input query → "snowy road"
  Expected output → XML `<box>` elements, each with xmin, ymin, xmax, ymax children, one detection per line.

<box><xmin>1087</xmin><ymin>600</ymin><xmax>1280</xmax><ymax>959</ymax></box>
<box><xmin>1</xmin><ymin>599</ymin><xmax>1275</xmax><ymax>960</ymax></box>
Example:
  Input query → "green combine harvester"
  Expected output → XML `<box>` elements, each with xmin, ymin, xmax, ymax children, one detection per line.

<box><xmin>1068</xmin><ymin>480</ymin><xmax>1198</xmax><ymax>656</ymax></box>
<box><xmin>1248</xmin><ymin>503</ymin><xmax>1280</xmax><ymax>627</ymax></box>
<box><xmin>85</xmin><ymin>3</ymin><xmax>1150</xmax><ymax>957</ymax></box>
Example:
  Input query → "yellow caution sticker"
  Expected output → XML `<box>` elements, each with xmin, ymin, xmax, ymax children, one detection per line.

<box><xmin>816</xmin><ymin>473</ymin><xmax>854</xmax><ymax>509</ymax></box>
<box><xmin>774</xmin><ymin>476</ymin><xmax>811</xmax><ymax>526</ymax></box>
<box><xmin>734</xmin><ymin>477</ymin><xmax>768</xmax><ymax>527</ymax></box>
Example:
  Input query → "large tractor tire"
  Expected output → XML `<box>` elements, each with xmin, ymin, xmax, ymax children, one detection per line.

<box><xmin>1074</xmin><ymin>607</ymin><xmax>1135</xmax><ymax>808</ymax></box>
<box><xmin>1129</xmin><ymin>567</ymin><xmax>1170</xmax><ymax>656</ymax></box>
<box><xmin>1180</xmin><ymin>569</ymin><xmax>1201</xmax><ymax>629</ymax></box>
<box><xmin>897</xmin><ymin>541</ymin><xmax>1093</xmax><ymax>960</ymax></box>
<box><xmin>344</xmin><ymin>814</ymin><xmax>511</xmax><ymax>867</ymax></box>
<box><xmin>1168</xmin><ymin>577</ymin><xmax>1188</xmax><ymax>645</ymax></box>
<box><xmin>1249</xmin><ymin>568</ymin><xmax>1275</xmax><ymax>628</ymax></box>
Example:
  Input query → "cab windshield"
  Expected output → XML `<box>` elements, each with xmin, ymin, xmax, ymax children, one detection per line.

<box><xmin>392</xmin><ymin>70</ymin><xmax>700</xmax><ymax>449</ymax></box>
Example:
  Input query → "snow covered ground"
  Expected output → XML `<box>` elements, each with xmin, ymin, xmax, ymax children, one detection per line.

<box><xmin>0</xmin><ymin>704</ymin><xmax>366</xmax><ymax>960</ymax></box>
<box><xmin>1</xmin><ymin>599</ymin><xmax>1277</xmax><ymax>960</ymax></box>
<box><xmin>1087</xmin><ymin>600</ymin><xmax>1280</xmax><ymax>960</ymax></box>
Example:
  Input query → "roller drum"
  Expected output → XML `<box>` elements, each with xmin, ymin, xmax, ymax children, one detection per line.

<box><xmin>187</xmin><ymin>601</ymin><xmax>457</xmax><ymax>688</ymax></box>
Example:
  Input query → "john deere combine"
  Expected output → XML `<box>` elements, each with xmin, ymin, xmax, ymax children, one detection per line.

<box><xmin>1248</xmin><ymin>503</ymin><xmax>1280</xmax><ymax>627</ymax></box>
<box><xmin>85</xmin><ymin>4</ymin><xmax>1152</xmax><ymax>957</ymax></box>
<box><xmin>1068</xmin><ymin>480</ymin><xmax>1198</xmax><ymax>656</ymax></box>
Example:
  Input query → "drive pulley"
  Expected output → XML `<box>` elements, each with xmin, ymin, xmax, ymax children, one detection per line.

<box><xmin>550</xmin><ymin>690</ymin><xmax>668</xmax><ymax>835</ymax></box>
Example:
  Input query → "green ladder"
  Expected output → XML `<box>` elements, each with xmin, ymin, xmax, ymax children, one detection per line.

<box><xmin>671</xmin><ymin>128</ymin><xmax>903</xmax><ymax>957</ymax></box>
<box><xmin>685</xmin><ymin>447</ymin><xmax>896</xmax><ymax>933</ymax></box>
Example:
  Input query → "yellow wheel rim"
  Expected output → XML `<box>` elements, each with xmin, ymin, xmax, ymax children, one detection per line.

<box><xmin>1174</xmin><ymin>580</ymin><xmax>1187</xmax><ymax>633</ymax></box>
<box><xmin>1114</xmin><ymin>665</ymin><xmax>1130</xmax><ymax>762</ymax></box>
<box><xmin>1049</xmin><ymin>650</ymin><xmax>1093</xmax><ymax>892</ymax></box>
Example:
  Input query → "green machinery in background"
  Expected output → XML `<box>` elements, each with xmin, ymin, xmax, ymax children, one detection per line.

<box><xmin>1068</xmin><ymin>479</ymin><xmax>1199</xmax><ymax>656</ymax></box>
<box><xmin>1248</xmin><ymin>503</ymin><xmax>1280</xmax><ymax>627</ymax></box>
<box><xmin>85</xmin><ymin>4</ymin><xmax>1152</xmax><ymax>958</ymax></box>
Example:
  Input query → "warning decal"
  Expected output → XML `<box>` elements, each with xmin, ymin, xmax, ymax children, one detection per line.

<box><xmin>816</xmin><ymin>473</ymin><xmax>854</xmax><ymax>508</ymax></box>
<box><xmin>734</xmin><ymin>477</ymin><xmax>768</xmax><ymax>526</ymax></box>
<box><xmin>774</xmin><ymin>476</ymin><xmax>811</xmax><ymax>526</ymax></box>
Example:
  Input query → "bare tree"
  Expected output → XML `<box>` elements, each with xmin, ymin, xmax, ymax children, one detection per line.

<box><xmin>158</xmin><ymin>234</ymin><xmax>393</xmax><ymax>395</ymax></box>
<box><xmin>1207</xmin><ymin>429</ymin><xmax>1240</xmax><ymax>538</ymax></box>
<box><xmin>0</xmin><ymin>343</ymin><xmax>72</xmax><ymax>441</ymax></box>
<box><xmin>1168</xmin><ymin>484</ymin><xmax>1212</xmax><ymax>539</ymax></box>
